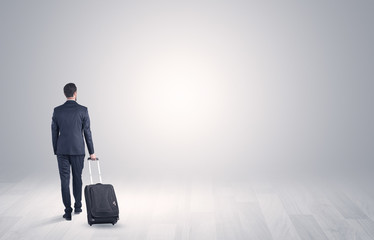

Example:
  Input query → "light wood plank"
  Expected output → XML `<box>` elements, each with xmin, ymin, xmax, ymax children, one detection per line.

<box><xmin>356</xmin><ymin>219</ymin><xmax>374</xmax><ymax>239</ymax></box>
<box><xmin>190</xmin><ymin>183</ymin><xmax>214</xmax><ymax>213</ymax></box>
<box><xmin>309</xmin><ymin>202</ymin><xmax>358</xmax><ymax>239</ymax></box>
<box><xmin>256</xmin><ymin>193</ymin><xmax>301</xmax><ymax>240</ymax></box>
<box><xmin>174</xmin><ymin>181</ymin><xmax>190</xmax><ymax>240</ymax></box>
<box><xmin>151</xmin><ymin>185</ymin><xmax>178</xmax><ymax>223</ymax></box>
<box><xmin>277</xmin><ymin>185</ymin><xmax>312</xmax><ymax>215</ymax></box>
<box><xmin>346</xmin><ymin>219</ymin><xmax>374</xmax><ymax>240</ymax></box>
<box><xmin>146</xmin><ymin>224</ymin><xmax>176</xmax><ymax>240</ymax></box>
<box><xmin>0</xmin><ymin>217</ymin><xmax>22</xmax><ymax>239</ymax></box>
<box><xmin>344</xmin><ymin>186</ymin><xmax>374</xmax><ymax>220</ymax></box>
<box><xmin>2</xmin><ymin>178</ymin><xmax>374</xmax><ymax>240</ymax></box>
<box><xmin>215</xmin><ymin>197</ymin><xmax>246</xmax><ymax>240</ymax></box>
<box><xmin>306</xmin><ymin>185</ymin><xmax>359</xmax><ymax>240</ymax></box>
<box><xmin>236</xmin><ymin>202</ymin><xmax>273</xmax><ymax>240</ymax></box>
<box><xmin>189</xmin><ymin>212</ymin><xmax>216</xmax><ymax>240</ymax></box>
<box><xmin>325</xmin><ymin>190</ymin><xmax>368</xmax><ymax>219</ymax></box>
<box><xmin>289</xmin><ymin>215</ymin><xmax>329</xmax><ymax>240</ymax></box>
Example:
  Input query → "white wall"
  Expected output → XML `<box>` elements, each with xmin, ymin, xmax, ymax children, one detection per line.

<box><xmin>1</xmin><ymin>1</ymin><xmax>373</xmax><ymax>180</ymax></box>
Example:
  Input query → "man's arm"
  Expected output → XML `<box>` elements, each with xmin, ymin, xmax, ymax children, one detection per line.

<box><xmin>83</xmin><ymin>108</ymin><xmax>95</xmax><ymax>157</ymax></box>
<box><xmin>51</xmin><ymin>110</ymin><xmax>59</xmax><ymax>155</ymax></box>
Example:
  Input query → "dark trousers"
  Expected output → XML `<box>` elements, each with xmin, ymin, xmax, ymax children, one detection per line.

<box><xmin>57</xmin><ymin>155</ymin><xmax>85</xmax><ymax>213</ymax></box>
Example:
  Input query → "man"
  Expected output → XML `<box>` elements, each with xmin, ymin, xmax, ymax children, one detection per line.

<box><xmin>51</xmin><ymin>83</ymin><xmax>96</xmax><ymax>221</ymax></box>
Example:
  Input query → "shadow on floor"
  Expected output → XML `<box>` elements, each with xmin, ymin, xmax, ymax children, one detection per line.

<box><xmin>32</xmin><ymin>215</ymin><xmax>64</xmax><ymax>228</ymax></box>
<box><xmin>84</xmin><ymin>222</ymin><xmax>122</xmax><ymax>229</ymax></box>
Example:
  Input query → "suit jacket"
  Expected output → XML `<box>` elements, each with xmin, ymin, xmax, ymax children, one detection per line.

<box><xmin>51</xmin><ymin>100</ymin><xmax>94</xmax><ymax>155</ymax></box>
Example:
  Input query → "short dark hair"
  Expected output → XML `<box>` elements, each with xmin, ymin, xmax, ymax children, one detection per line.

<box><xmin>64</xmin><ymin>83</ymin><xmax>77</xmax><ymax>98</ymax></box>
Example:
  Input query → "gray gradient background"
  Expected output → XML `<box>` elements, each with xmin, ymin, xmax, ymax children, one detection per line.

<box><xmin>0</xmin><ymin>0</ymin><xmax>373</xmax><ymax>181</ymax></box>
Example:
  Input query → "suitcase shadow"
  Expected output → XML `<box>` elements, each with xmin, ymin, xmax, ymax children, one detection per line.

<box><xmin>84</xmin><ymin>223</ymin><xmax>122</xmax><ymax>228</ymax></box>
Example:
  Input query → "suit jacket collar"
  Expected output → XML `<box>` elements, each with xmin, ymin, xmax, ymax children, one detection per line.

<box><xmin>64</xmin><ymin>100</ymin><xmax>77</xmax><ymax>105</ymax></box>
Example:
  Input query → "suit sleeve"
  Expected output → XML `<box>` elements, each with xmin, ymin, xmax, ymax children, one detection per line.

<box><xmin>51</xmin><ymin>110</ymin><xmax>59</xmax><ymax>155</ymax></box>
<box><xmin>83</xmin><ymin>108</ymin><xmax>95</xmax><ymax>155</ymax></box>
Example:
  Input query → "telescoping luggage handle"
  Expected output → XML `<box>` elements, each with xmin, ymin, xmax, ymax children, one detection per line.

<box><xmin>87</xmin><ymin>157</ymin><xmax>102</xmax><ymax>184</ymax></box>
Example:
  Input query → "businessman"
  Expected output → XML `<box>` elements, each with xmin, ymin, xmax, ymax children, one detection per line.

<box><xmin>51</xmin><ymin>83</ymin><xmax>96</xmax><ymax>221</ymax></box>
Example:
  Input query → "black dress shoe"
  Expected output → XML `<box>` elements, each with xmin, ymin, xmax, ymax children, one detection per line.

<box><xmin>74</xmin><ymin>208</ymin><xmax>82</xmax><ymax>214</ymax></box>
<box><xmin>63</xmin><ymin>213</ymin><xmax>72</xmax><ymax>221</ymax></box>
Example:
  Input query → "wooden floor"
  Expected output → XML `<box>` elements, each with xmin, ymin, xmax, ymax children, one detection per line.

<box><xmin>1</xmin><ymin>175</ymin><xmax>374</xmax><ymax>240</ymax></box>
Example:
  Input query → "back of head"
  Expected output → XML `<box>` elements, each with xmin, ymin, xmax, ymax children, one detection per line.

<box><xmin>64</xmin><ymin>83</ymin><xmax>77</xmax><ymax>98</ymax></box>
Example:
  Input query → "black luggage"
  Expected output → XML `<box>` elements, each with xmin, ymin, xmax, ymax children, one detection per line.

<box><xmin>84</xmin><ymin>157</ymin><xmax>119</xmax><ymax>226</ymax></box>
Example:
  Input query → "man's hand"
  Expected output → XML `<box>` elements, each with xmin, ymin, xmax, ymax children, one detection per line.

<box><xmin>90</xmin><ymin>154</ymin><xmax>97</xmax><ymax>160</ymax></box>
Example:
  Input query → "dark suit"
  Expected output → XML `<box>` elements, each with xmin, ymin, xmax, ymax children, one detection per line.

<box><xmin>51</xmin><ymin>100</ymin><xmax>95</xmax><ymax>213</ymax></box>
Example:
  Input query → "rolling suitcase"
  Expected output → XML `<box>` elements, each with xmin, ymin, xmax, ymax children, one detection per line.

<box><xmin>84</xmin><ymin>157</ymin><xmax>119</xmax><ymax>226</ymax></box>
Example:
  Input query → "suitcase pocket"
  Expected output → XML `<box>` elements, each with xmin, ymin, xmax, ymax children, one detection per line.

<box><xmin>89</xmin><ymin>184</ymin><xmax>119</xmax><ymax>218</ymax></box>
